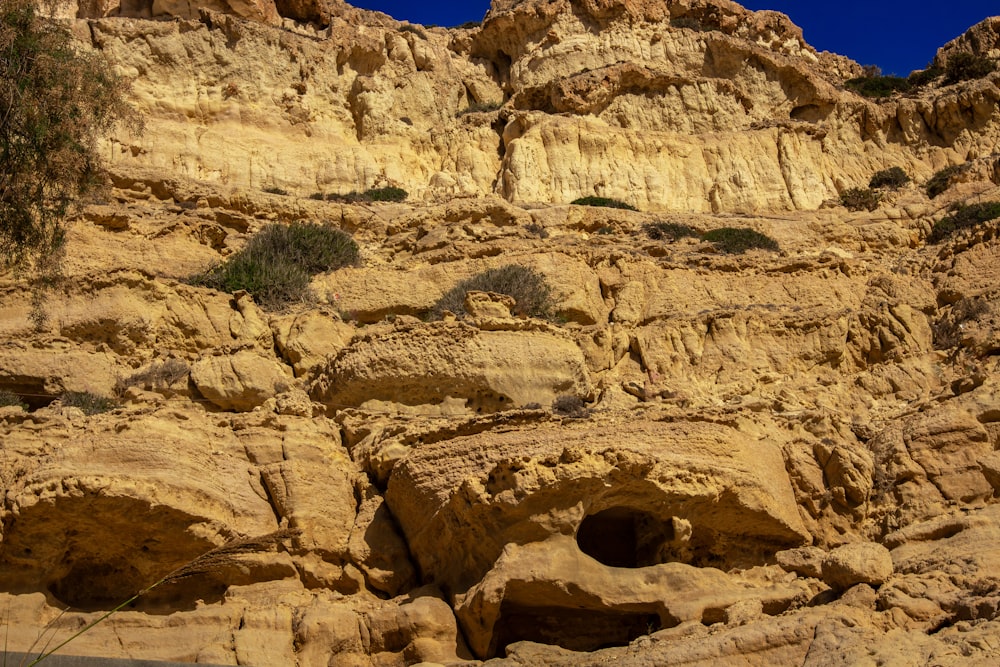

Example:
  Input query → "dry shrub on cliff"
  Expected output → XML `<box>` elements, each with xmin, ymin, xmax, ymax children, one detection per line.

<box><xmin>869</xmin><ymin>167</ymin><xmax>910</xmax><ymax>190</ymax></box>
<box><xmin>59</xmin><ymin>391</ymin><xmax>118</xmax><ymax>415</ymax></box>
<box><xmin>928</xmin><ymin>201</ymin><xmax>1000</xmax><ymax>243</ymax></box>
<box><xmin>0</xmin><ymin>389</ymin><xmax>27</xmax><ymax>410</ymax></box>
<box><xmin>643</xmin><ymin>222</ymin><xmax>701</xmax><ymax>241</ymax></box>
<box><xmin>430</xmin><ymin>265</ymin><xmax>553</xmax><ymax>320</ymax></box>
<box><xmin>926</xmin><ymin>164</ymin><xmax>969</xmax><ymax>199</ymax></box>
<box><xmin>703</xmin><ymin>227</ymin><xmax>780</xmax><ymax>254</ymax></box>
<box><xmin>570</xmin><ymin>196</ymin><xmax>638</xmax><ymax>211</ymax></box>
<box><xmin>191</xmin><ymin>222</ymin><xmax>359</xmax><ymax>310</ymax></box>
<box><xmin>840</xmin><ymin>187</ymin><xmax>882</xmax><ymax>212</ymax></box>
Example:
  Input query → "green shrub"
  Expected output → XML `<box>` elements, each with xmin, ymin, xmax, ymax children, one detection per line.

<box><xmin>925</xmin><ymin>164</ymin><xmax>966</xmax><ymax>199</ymax></box>
<box><xmin>845</xmin><ymin>75</ymin><xmax>911</xmax><ymax>98</ymax></box>
<box><xmin>329</xmin><ymin>186</ymin><xmax>408</xmax><ymax>203</ymax></box>
<box><xmin>60</xmin><ymin>391</ymin><xmax>118</xmax><ymax>415</ymax></box>
<box><xmin>0</xmin><ymin>389</ymin><xmax>27</xmax><ymax>410</ymax></box>
<box><xmin>907</xmin><ymin>66</ymin><xmax>943</xmax><ymax>87</ymax></box>
<box><xmin>943</xmin><ymin>52</ymin><xmax>996</xmax><ymax>85</ymax></box>
<box><xmin>458</xmin><ymin>100</ymin><xmax>502</xmax><ymax>116</ymax></box>
<box><xmin>570</xmin><ymin>196</ymin><xmax>638</xmax><ymax>211</ymax></box>
<box><xmin>263</xmin><ymin>186</ymin><xmax>289</xmax><ymax>196</ymax></box>
<box><xmin>643</xmin><ymin>222</ymin><xmax>701</xmax><ymax>241</ymax></box>
<box><xmin>928</xmin><ymin>201</ymin><xmax>1000</xmax><ymax>243</ymax></box>
<box><xmin>869</xmin><ymin>167</ymin><xmax>910</xmax><ymax>189</ymax></box>
<box><xmin>703</xmin><ymin>227</ymin><xmax>780</xmax><ymax>254</ymax></box>
<box><xmin>191</xmin><ymin>222</ymin><xmax>359</xmax><ymax>309</ymax></box>
<box><xmin>840</xmin><ymin>187</ymin><xmax>882</xmax><ymax>211</ymax></box>
<box><xmin>452</xmin><ymin>20</ymin><xmax>481</xmax><ymax>29</ymax></box>
<box><xmin>430</xmin><ymin>264</ymin><xmax>553</xmax><ymax>320</ymax></box>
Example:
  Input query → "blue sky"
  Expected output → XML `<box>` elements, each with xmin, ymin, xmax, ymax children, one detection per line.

<box><xmin>349</xmin><ymin>1</ymin><xmax>998</xmax><ymax>76</ymax></box>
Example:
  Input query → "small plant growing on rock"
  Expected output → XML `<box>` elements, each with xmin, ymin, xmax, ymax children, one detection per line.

<box><xmin>845</xmin><ymin>74</ymin><xmax>911</xmax><ymax>98</ymax></box>
<box><xmin>552</xmin><ymin>395</ymin><xmax>590</xmax><ymax>419</ymax></box>
<box><xmin>570</xmin><ymin>196</ymin><xmax>638</xmax><ymax>211</ymax></box>
<box><xmin>925</xmin><ymin>164</ymin><xmax>967</xmax><ymax>199</ymax></box>
<box><xmin>907</xmin><ymin>65</ymin><xmax>943</xmax><ymax>87</ymax></box>
<box><xmin>190</xmin><ymin>222</ymin><xmax>360</xmax><ymax>310</ymax></box>
<box><xmin>943</xmin><ymin>52</ymin><xmax>996</xmax><ymax>85</ymax></box>
<box><xmin>398</xmin><ymin>24</ymin><xmax>426</xmax><ymax>39</ymax></box>
<box><xmin>115</xmin><ymin>358</ymin><xmax>190</xmax><ymax>396</ymax></box>
<box><xmin>263</xmin><ymin>186</ymin><xmax>289</xmax><ymax>196</ymax></box>
<box><xmin>643</xmin><ymin>221</ymin><xmax>701</xmax><ymax>241</ymax></box>
<box><xmin>670</xmin><ymin>16</ymin><xmax>704</xmax><ymax>31</ymax></box>
<box><xmin>458</xmin><ymin>101</ymin><xmax>502</xmax><ymax>116</ymax></box>
<box><xmin>329</xmin><ymin>187</ymin><xmax>408</xmax><ymax>203</ymax></box>
<box><xmin>840</xmin><ymin>187</ymin><xmax>882</xmax><ymax>211</ymax></box>
<box><xmin>702</xmin><ymin>227</ymin><xmax>780</xmax><ymax>254</ymax></box>
<box><xmin>0</xmin><ymin>389</ymin><xmax>27</xmax><ymax>410</ymax></box>
<box><xmin>430</xmin><ymin>264</ymin><xmax>553</xmax><ymax>320</ymax></box>
<box><xmin>869</xmin><ymin>167</ymin><xmax>910</xmax><ymax>189</ymax></box>
<box><xmin>60</xmin><ymin>391</ymin><xmax>118</xmax><ymax>415</ymax></box>
<box><xmin>928</xmin><ymin>201</ymin><xmax>1000</xmax><ymax>243</ymax></box>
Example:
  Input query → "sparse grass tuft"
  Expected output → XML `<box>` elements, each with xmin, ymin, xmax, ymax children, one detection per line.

<box><xmin>458</xmin><ymin>101</ymin><xmax>502</xmax><ymax>116</ymax></box>
<box><xmin>0</xmin><ymin>389</ymin><xmax>27</xmax><ymax>410</ymax></box>
<box><xmin>60</xmin><ymin>391</ymin><xmax>118</xmax><ymax>415</ymax></box>
<box><xmin>643</xmin><ymin>221</ymin><xmax>701</xmax><ymax>241</ymax></box>
<box><xmin>430</xmin><ymin>265</ymin><xmax>553</xmax><ymax>320</ymax></box>
<box><xmin>116</xmin><ymin>358</ymin><xmax>190</xmax><ymax>396</ymax></box>
<box><xmin>552</xmin><ymin>395</ymin><xmax>590</xmax><ymax>418</ymax></box>
<box><xmin>190</xmin><ymin>222</ymin><xmax>359</xmax><ymax>310</ymax></box>
<box><xmin>928</xmin><ymin>201</ymin><xmax>1000</xmax><ymax>243</ymax></box>
<box><xmin>570</xmin><ymin>196</ymin><xmax>638</xmax><ymax>211</ymax></box>
<box><xmin>869</xmin><ymin>167</ymin><xmax>910</xmax><ymax>189</ymax></box>
<box><xmin>702</xmin><ymin>227</ymin><xmax>780</xmax><ymax>254</ymax></box>
<box><xmin>840</xmin><ymin>187</ymin><xmax>882</xmax><ymax>211</ymax></box>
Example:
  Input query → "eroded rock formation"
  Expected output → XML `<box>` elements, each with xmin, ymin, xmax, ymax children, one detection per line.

<box><xmin>3</xmin><ymin>0</ymin><xmax>1000</xmax><ymax>665</ymax></box>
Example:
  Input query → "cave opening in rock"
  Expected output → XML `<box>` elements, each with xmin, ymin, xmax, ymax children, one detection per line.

<box><xmin>490</xmin><ymin>602</ymin><xmax>663</xmax><ymax>657</ymax></box>
<box><xmin>575</xmin><ymin>506</ymin><xmax>679</xmax><ymax>568</ymax></box>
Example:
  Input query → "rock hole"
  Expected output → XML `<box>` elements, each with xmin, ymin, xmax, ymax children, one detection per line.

<box><xmin>576</xmin><ymin>506</ymin><xmax>683</xmax><ymax>568</ymax></box>
<box><xmin>490</xmin><ymin>601</ymin><xmax>663</xmax><ymax>656</ymax></box>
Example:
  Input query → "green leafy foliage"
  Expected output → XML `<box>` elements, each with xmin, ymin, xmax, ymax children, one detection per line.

<box><xmin>928</xmin><ymin>201</ymin><xmax>1000</xmax><ymax>243</ymax></box>
<box><xmin>907</xmin><ymin>66</ymin><xmax>943</xmax><ymax>87</ymax></box>
<box><xmin>319</xmin><ymin>186</ymin><xmax>408</xmax><ymax>203</ymax></box>
<box><xmin>845</xmin><ymin>75</ymin><xmax>912</xmax><ymax>98</ymax></box>
<box><xmin>925</xmin><ymin>164</ymin><xmax>966</xmax><ymax>199</ymax></box>
<box><xmin>869</xmin><ymin>167</ymin><xmax>910</xmax><ymax>189</ymax></box>
<box><xmin>570</xmin><ymin>196</ymin><xmax>638</xmax><ymax>211</ymax></box>
<box><xmin>943</xmin><ymin>52</ymin><xmax>996</xmax><ymax>85</ymax></box>
<box><xmin>430</xmin><ymin>265</ymin><xmax>553</xmax><ymax>320</ymax></box>
<box><xmin>840</xmin><ymin>187</ymin><xmax>882</xmax><ymax>211</ymax></box>
<box><xmin>191</xmin><ymin>222</ymin><xmax>360</xmax><ymax>309</ymax></box>
<box><xmin>643</xmin><ymin>222</ymin><xmax>701</xmax><ymax>241</ymax></box>
<box><xmin>0</xmin><ymin>0</ymin><xmax>139</xmax><ymax>271</ymax></box>
<box><xmin>702</xmin><ymin>227</ymin><xmax>780</xmax><ymax>254</ymax></box>
<box><xmin>60</xmin><ymin>391</ymin><xmax>118</xmax><ymax>415</ymax></box>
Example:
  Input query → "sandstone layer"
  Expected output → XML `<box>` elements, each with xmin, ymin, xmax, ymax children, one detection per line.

<box><xmin>3</xmin><ymin>0</ymin><xmax>1000</xmax><ymax>665</ymax></box>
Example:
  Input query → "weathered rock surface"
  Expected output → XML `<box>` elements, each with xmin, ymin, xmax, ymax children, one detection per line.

<box><xmin>3</xmin><ymin>0</ymin><xmax>1000</xmax><ymax>665</ymax></box>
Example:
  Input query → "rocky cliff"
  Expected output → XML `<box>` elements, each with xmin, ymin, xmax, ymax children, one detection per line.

<box><xmin>3</xmin><ymin>0</ymin><xmax>1000</xmax><ymax>665</ymax></box>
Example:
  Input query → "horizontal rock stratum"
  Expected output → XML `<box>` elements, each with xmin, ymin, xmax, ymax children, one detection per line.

<box><xmin>3</xmin><ymin>0</ymin><xmax>1000</xmax><ymax>665</ymax></box>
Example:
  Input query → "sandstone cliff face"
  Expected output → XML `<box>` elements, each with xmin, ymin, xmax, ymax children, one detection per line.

<box><xmin>3</xmin><ymin>1</ymin><xmax>1000</xmax><ymax>665</ymax></box>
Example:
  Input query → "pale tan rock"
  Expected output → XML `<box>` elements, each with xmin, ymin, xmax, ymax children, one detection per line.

<box><xmin>822</xmin><ymin>542</ymin><xmax>894</xmax><ymax>590</ymax></box>
<box><xmin>776</xmin><ymin>546</ymin><xmax>826</xmax><ymax>579</ymax></box>
<box><xmin>271</xmin><ymin>309</ymin><xmax>356</xmax><ymax>377</ymax></box>
<box><xmin>311</xmin><ymin>321</ymin><xmax>592</xmax><ymax>413</ymax></box>
<box><xmin>191</xmin><ymin>349</ymin><xmax>293</xmax><ymax>411</ymax></box>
